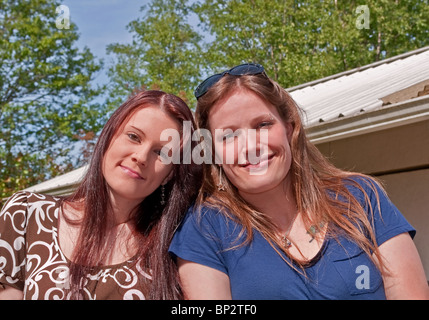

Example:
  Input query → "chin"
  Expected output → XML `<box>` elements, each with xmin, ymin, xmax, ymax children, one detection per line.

<box><xmin>235</xmin><ymin>177</ymin><xmax>277</xmax><ymax>194</ymax></box>
<box><xmin>234</xmin><ymin>169</ymin><xmax>290</xmax><ymax>195</ymax></box>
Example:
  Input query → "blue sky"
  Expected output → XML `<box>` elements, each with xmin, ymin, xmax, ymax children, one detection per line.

<box><xmin>62</xmin><ymin>0</ymin><xmax>150</xmax><ymax>85</ymax></box>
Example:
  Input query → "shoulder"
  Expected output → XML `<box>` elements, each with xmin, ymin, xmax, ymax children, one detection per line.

<box><xmin>170</xmin><ymin>203</ymin><xmax>243</xmax><ymax>275</ymax></box>
<box><xmin>343</xmin><ymin>175</ymin><xmax>383</xmax><ymax>198</ymax></box>
<box><xmin>342</xmin><ymin>175</ymin><xmax>397</xmax><ymax>213</ymax></box>
<box><xmin>182</xmin><ymin>202</ymin><xmax>230</xmax><ymax>225</ymax></box>
<box><xmin>181</xmin><ymin>203</ymin><xmax>238</xmax><ymax>234</ymax></box>
<box><xmin>339</xmin><ymin>175</ymin><xmax>391</xmax><ymax>211</ymax></box>
<box><xmin>342</xmin><ymin>175</ymin><xmax>416</xmax><ymax>243</ymax></box>
<box><xmin>2</xmin><ymin>191</ymin><xmax>60</xmax><ymax>210</ymax></box>
<box><xmin>1</xmin><ymin>191</ymin><xmax>61</xmax><ymax>226</ymax></box>
<box><xmin>2</xmin><ymin>191</ymin><xmax>28</xmax><ymax>206</ymax></box>
<box><xmin>3</xmin><ymin>191</ymin><xmax>60</xmax><ymax>204</ymax></box>
<box><xmin>172</xmin><ymin>202</ymin><xmax>242</xmax><ymax>248</ymax></box>
<box><xmin>1</xmin><ymin>191</ymin><xmax>30</xmax><ymax>217</ymax></box>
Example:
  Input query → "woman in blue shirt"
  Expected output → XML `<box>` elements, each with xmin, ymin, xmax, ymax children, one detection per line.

<box><xmin>169</xmin><ymin>63</ymin><xmax>429</xmax><ymax>299</ymax></box>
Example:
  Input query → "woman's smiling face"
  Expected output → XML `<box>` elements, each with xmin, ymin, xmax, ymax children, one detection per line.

<box><xmin>102</xmin><ymin>105</ymin><xmax>180</xmax><ymax>204</ymax></box>
<box><xmin>208</xmin><ymin>89</ymin><xmax>293</xmax><ymax>197</ymax></box>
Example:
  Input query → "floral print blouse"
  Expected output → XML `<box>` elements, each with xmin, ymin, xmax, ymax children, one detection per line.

<box><xmin>0</xmin><ymin>191</ymin><xmax>151</xmax><ymax>300</ymax></box>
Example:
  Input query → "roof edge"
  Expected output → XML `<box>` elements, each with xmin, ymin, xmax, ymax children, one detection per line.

<box><xmin>287</xmin><ymin>46</ymin><xmax>429</xmax><ymax>92</ymax></box>
<box><xmin>307</xmin><ymin>95</ymin><xmax>429</xmax><ymax>144</ymax></box>
<box><xmin>22</xmin><ymin>165</ymin><xmax>88</xmax><ymax>195</ymax></box>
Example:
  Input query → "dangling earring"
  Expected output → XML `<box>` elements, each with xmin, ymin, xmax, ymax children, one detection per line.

<box><xmin>160</xmin><ymin>184</ymin><xmax>166</xmax><ymax>205</ymax></box>
<box><xmin>217</xmin><ymin>167</ymin><xmax>226</xmax><ymax>191</ymax></box>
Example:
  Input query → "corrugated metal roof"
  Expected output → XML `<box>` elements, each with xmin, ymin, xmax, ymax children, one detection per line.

<box><xmin>289</xmin><ymin>46</ymin><xmax>429</xmax><ymax>127</ymax></box>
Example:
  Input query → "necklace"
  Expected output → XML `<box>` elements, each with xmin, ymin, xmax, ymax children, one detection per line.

<box><xmin>281</xmin><ymin>212</ymin><xmax>298</xmax><ymax>249</ymax></box>
<box><xmin>307</xmin><ymin>222</ymin><xmax>325</xmax><ymax>243</ymax></box>
<box><xmin>281</xmin><ymin>214</ymin><xmax>326</xmax><ymax>249</ymax></box>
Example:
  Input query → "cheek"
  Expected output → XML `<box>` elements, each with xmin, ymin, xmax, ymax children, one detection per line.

<box><xmin>104</xmin><ymin>137</ymin><xmax>128</xmax><ymax>162</ymax></box>
<box><xmin>102</xmin><ymin>147</ymin><xmax>115</xmax><ymax>176</ymax></box>
<box><xmin>221</xmin><ymin>164</ymin><xmax>238</xmax><ymax>187</ymax></box>
<box><xmin>269</xmin><ymin>125</ymin><xmax>291</xmax><ymax>152</ymax></box>
<box><xmin>216</xmin><ymin>141</ymin><xmax>241</xmax><ymax>165</ymax></box>
<box><xmin>154</xmin><ymin>163</ymin><xmax>174</xmax><ymax>183</ymax></box>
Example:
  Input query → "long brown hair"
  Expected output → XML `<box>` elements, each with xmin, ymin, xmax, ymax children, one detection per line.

<box><xmin>195</xmin><ymin>72</ymin><xmax>387</xmax><ymax>273</ymax></box>
<box><xmin>63</xmin><ymin>90</ymin><xmax>202</xmax><ymax>299</ymax></box>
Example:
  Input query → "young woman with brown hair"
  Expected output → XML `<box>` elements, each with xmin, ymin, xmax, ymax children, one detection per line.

<box><xmin>169</xmin><ymin>64</ymin><xmax>429</xmax><ymax>299</ymax></box>
<box><xmin>0</xmin><ymin>90</ymin><xmax>202</xmax><ymax>299</ymax></box>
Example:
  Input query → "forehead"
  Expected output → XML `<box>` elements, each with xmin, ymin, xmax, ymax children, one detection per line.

<box><xmin>209</xmin><ymin>89</ymin><xmax>277</xmax><ymax>127</ymax></box>
<box><xmin>121</xmin><ymin>105</ymin><xmax>180</xmax><ymax>133</ymax></box>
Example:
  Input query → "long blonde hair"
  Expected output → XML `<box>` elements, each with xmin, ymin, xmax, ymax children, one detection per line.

<box><xmin>195</xmin><ymin>72</ymin><xmax>387</xmax><ymax>273</ymax></box>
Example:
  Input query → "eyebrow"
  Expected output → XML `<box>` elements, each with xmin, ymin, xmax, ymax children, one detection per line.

<box><xmin>252</xmin><ymin>113</ymin><xmax>274</xmax><ymax>123</ymax></box>
<box><xmin>216</xmin><ymin>113</ymin><xmax>274</xmax><ymax>130</ymax></box>
<box><xmin>129</xmin><ymin>125</ymin><xmax>146</xmax><ymax>138</ymax></box>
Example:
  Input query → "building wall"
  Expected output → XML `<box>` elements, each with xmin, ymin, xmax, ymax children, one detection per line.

<box><xmin>315</xmin><ymin>119</ymin><xmax>429</xmax><ymax>279</ymax></box>
<box><xmin>379</xmin><ymin>169</ymin><xmax>429</xmax><ymax>279</ymax></box>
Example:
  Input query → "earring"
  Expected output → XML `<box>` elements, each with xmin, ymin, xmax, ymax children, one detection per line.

<box><xmin>217</xmin><ymin>167</ymin><xmax>226</xmax><ymax>191</ymax></box>
<box><xmin>160</xmin><ymin>184</ymin><xmax>166</xmax><ymax>205</ymax></box>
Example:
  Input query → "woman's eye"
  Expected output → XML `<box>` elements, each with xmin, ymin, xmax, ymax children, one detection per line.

<box><xmin>127</xmin><ymin>133</ymin><xmax>140</xmax><ymax>142</ymax></box>
<box><xmin>222</xmin><ymin>133</ymin><xmax>235</xmax><ymax>141</ymax></box>
<box><xmin>219</xmin><ymin>129</ymin><xmax>241</xmax><ymax>142</ymax></box>
<box><xmin>257</xmin><ymin>121</ymin><xmax>273</xmax><ymax>129</ymax></box>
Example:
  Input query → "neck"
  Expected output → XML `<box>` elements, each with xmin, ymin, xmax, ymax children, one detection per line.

<box><xmin>107</xmin><ymin>190</ymin><xmax>143</xmax><ymax>226</ymax></box>
<box><xmin>239</xmin><ymin>178</ymin><xmax>298</xmax><ymax>230</ymax></box>
<box><xmin>103</xmin><ymin>192</ymin><xmax>141</xmax><ymax>264</ymax></box>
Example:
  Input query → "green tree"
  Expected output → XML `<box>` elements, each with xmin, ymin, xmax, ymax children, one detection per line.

<box><xmin>106</xmin><ymin>0</ymin><xmax>203</xmax><ymax>108</ymax></box>
<box><xmin>194</xmin><ymin>0</ymin><xmax>429</xmax><ymax>88</ymax></box>
<box><xmin>0</xmin><ymin>0</ymin><xmax>104</xmax><ymax>203</ymax></box>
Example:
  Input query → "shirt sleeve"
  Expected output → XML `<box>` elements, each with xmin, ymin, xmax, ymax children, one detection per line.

<box><xmin>350</xmin><ymin>176</ymin><xmax>416</xmax><ymax>246</ymax></box>
<box><xmin>0</xmin><ymin>191</ymin><xmax>29</xmax><ymax>290</ymax></box>
<box><xmin>169</xmin><ymin>205</ymin><xmax>233</xmax><ymax>275</ymax></box>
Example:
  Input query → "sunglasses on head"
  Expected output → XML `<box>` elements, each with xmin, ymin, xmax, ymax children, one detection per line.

<box><xmin>194</xmin><ymin>63</ymin><xmax>265</xmax><ymax>99</ymax></box>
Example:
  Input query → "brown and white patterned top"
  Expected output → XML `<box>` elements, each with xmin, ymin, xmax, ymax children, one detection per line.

<box><xmin>0</xmin><ymin>191</ymin><xmax>151</xmax><ymax>300</ymax></box>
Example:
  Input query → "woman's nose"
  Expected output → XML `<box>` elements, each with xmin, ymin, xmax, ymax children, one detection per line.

<box><xmin>131</xmin><ymin>146</ymin><xmax>150</xmax><ymax>165</ymax></box>
<box><xmin>235</xmin><ymin>129</ymin><xmax>268</xmax><ymax>164</ymax></box>
<box><xmin>246</xmin><ymin>129</ymin><xmax>268</xmax><ymax>164</ymax></box>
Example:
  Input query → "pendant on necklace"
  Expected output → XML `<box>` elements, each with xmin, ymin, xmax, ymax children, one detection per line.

<box><xmin>307</xmin><ymin>222</ymin><xmax>325</xmax><ymax>243</ymax></box>
<box><xmin>217</xmin><ymin>183</ymin><xmax>225</xmax><ymax>191</ymax></box>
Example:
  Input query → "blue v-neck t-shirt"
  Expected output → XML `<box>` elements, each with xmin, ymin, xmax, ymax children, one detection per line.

<box><xmin>169</xmin><ymin>177</ymin><xmax>415</xmax><ymax>299</ymax></box>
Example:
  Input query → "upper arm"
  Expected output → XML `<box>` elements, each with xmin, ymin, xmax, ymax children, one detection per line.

<box><xmin>177</xmin><ymin>258</ymin><xmax>232</xmax><ymax>300</ymax></box>
<box><xmin>353</xmin><ymin>178</ymin><xmax>428</xmax><ymax>298</ymax></box>
<box><xmin>377</xmin><ymin>232</ymin><xmax>429</xmax><ymax>300</ymax></box>
<box><xmin>0</xmin><ymin>285</ymin><xmax>23</xmax><ymax>300</ymax></box>
<box><xmin>0</xmin><ymin>192</ymin><xmax>28</xmax><ymax>293</ymax></box>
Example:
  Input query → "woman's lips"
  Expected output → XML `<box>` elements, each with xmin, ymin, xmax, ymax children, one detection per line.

<box><xmin>240</xmin><ymin>153</ymin><xmax>275</xmax><ymax>169</ymax></box>
<box><xmin>120</xmin><ymin>165</ymin><xmax>144</xmax><ymax>180</ymax></box>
